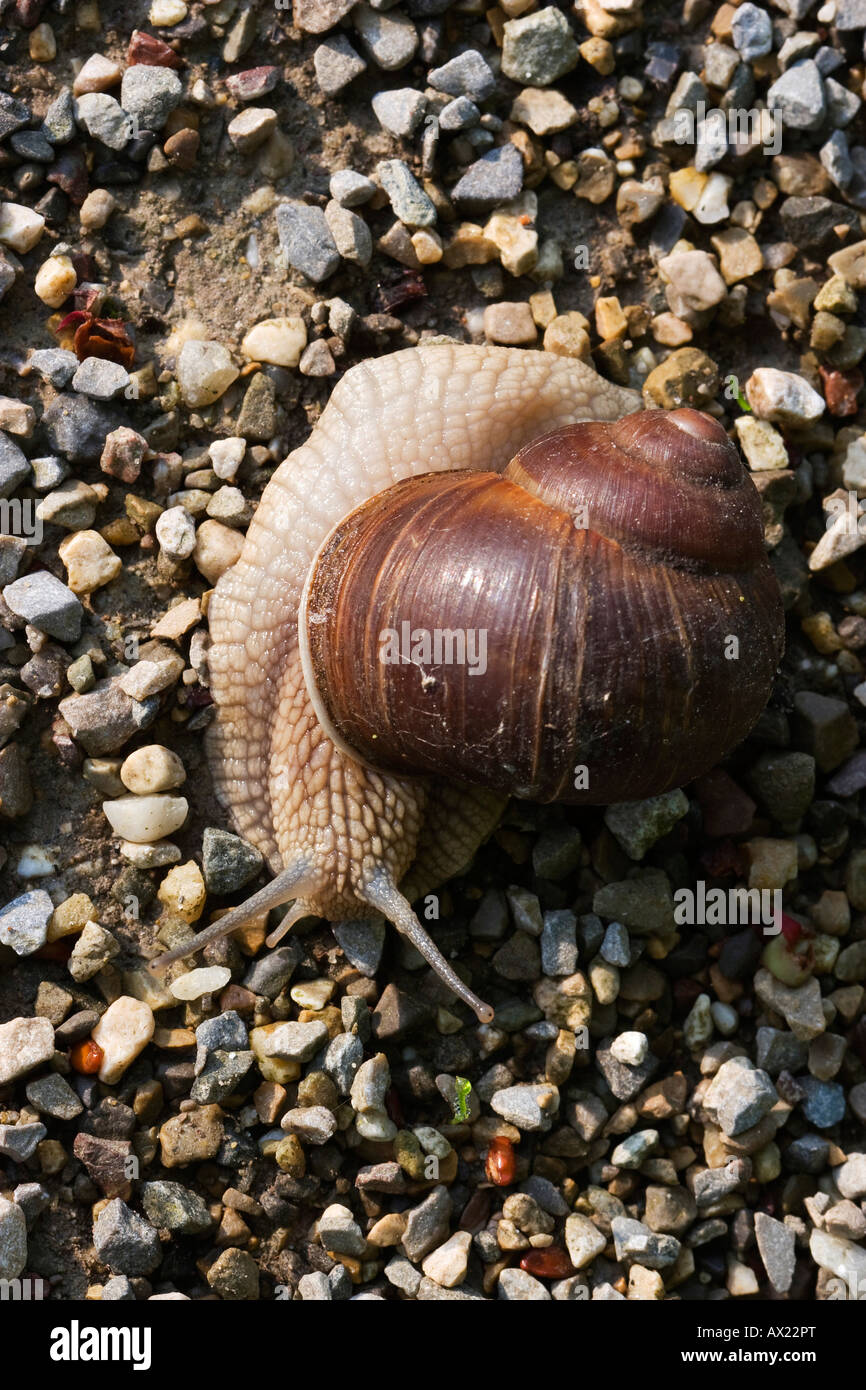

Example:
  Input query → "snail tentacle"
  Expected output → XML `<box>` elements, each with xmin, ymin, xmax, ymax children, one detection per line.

<box><xmin>149</xmin><ymin>858</ymin><xmax>321</xmax><ymax>972</ymax></box>
<box><xmin>359</xmin><ymin>870</ymin><xmax>495</xmax><ymax>1025</ymax></box>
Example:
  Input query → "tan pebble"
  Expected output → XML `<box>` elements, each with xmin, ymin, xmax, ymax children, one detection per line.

<box><xmin>121</xmin><ymin>745</ymin><xmax>186</xmax><ymax>795</ymax></box>
<box><xmin>34</xmin><ymin>254</ymin><xmax>77</xmax><ymax>309</ymax></box>
<box><xmin>80</xmin><ymin>189</ymin><xmax>117</xmax><ymax>230</ymax></box>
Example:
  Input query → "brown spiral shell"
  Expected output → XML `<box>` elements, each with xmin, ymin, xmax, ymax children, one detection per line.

<box><xmin>299</xmin><ymin>408</ymin><xmax>784</xmax><ymax>805</ymax></box>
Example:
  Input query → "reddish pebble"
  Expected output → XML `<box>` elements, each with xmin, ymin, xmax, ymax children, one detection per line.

<box><xmin>693</xmin><ymin>768</ymin><xmax>756</xmax><ymax>838</ymax></box>
<box><xmin>128</xmin><ymin>29</ymin><xmax>183</xmax><ymax>69</ymax></box>
<box><xmin>520</xmin><ymin>1247</ymin><xmax>575</xmax><ymax>1280</ymax></box>
<box><xmin>226</xmin><ymin>66</ymin><xmax>279</xmax><ymax>102</ymax></box>
<box><xmin>385</xmin><ymin>1084</ymin><xmax>405</xmax><ymax>1128</ymax></box>
<box><xmin>820</xmin><ymin>366</ymin><xmax>862</xmax><ymax>417</ymax></box>
<box><xmin>71</xmin><ymin>1039</ymin><xmax>104</xmax><ymax>1075</ymax></box>
<box><xmin>485</xmin><ymin>1135</ymin><xmax>516</xmax><ymax>1186</ymax></box>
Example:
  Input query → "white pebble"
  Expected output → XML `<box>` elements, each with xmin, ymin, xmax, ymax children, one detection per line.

<box><xmin>102</xmin><ymin>794</ymin><xmax>188</xmax><ymax>844</ymax></box>
<box><xmin>169</xmin><ymin>967</ymin><xmax>231</xmax><ymax>1000</ymax></box>
<box><xmin>710</xmin><ymin>1001</ymin><xmax>739</xmax><ymax>1036</ymax></box>
<box><xmin>155</xmin><ymin>505</ymin><xmax>196</xmax><ymax>559</ymax></box>
<box><xmin>610</xmin><ymin>1030</ymin><xmax>648</xmax><ymax>1065</ymax></box>
<box><xmin>91</xmin><ymin>996</ymin><xmax>155</xmax><ymax>1083</ymax></box>
<box><xmin>0</xmin><ymin>202</ymin><xmax>45</xmax><ymax>254</ymax></box>
<box><xmin>209</xmin><ymin>436</ymin><xmax>246</xmax><ymax>480</ymax></box>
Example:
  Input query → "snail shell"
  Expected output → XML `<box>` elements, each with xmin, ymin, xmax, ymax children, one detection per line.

<box><xmin>299</xmin><ymin>407</ymin><xmax>782</xmax><ymax>804</ymax></box>
<box><xmin>152</xmin><ymin>345</ymin><xmax>783</xmax><ymax>1023</ymax></box>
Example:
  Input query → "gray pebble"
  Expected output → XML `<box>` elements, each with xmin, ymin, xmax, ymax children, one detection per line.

<box><xmin>276</xmin><ymin>201</ymin><xmax>341</xmax><ymax>283</ymax></box>
<box><xmin>119</xmin><ymin>64</ymin><xmax>183</xmax><ymax>131</ymax></box>
<box><xmin>4</xmin><ymin>571</ymin><xmax>82</xmax><ymax>642</ymax></box>
<box><xmin>730</xmin><ymin>3</ymin><xmax>772</xmax><ymax>60</ymax></box>
<box><xmin>71</xmin><ymin>357</ymin><xmax>130</xmax><ymax>400</ymax></box>
<box><xmin>354</xmin><ymin>3</ymin><xmax>418</xmax><ymax>70</ymax></box>
<box><xmin>611</xmin><ymin>1216</ymin><xmax>681</xmax><ymax>1269</ymax></box>
<box><xmin>28</xmin><ymin>348</ymin><xmax>79</xmax><ymax>389</ymax></box>
<box><xmin>0</xmin><ymin>432</ymin><xmax>30</xmax><ymax>498</ymax></box>
<box><xmin>333</xmin><ymin>918</ymin><xmax>386</xmax><ymax>975</ymax></box>
<box><xmin>767</xmin><ymin>59</ymin><xmax>827</xmax><ymax>131</ymax></box>
<box><xmin>93</xmin><ymin>1199</ymin><xmax>161</xmax><ymax>1276</ymax></box>
<box><xmin>0</xmin><ymin>889</ymin><xmax>53</xmax><ymax>956</ymax></box>
<box><xmin>202</xmin><ymin>826</ymin><xmax>263</xmax><ymax>895</ymax></box>
<box><xmin>376</xmin><ymin>158</ymin><xmax>437</xmax><ymax>226</ymax></box>
<box><xmin>0</xmin><ymin>1197</ymin><xmax>27</xmax><ymax>1280</ymax></box>
<box><xmin>313</xmin><ymin>35</ymin><xmax>367</xmax><ymax>95</ymax></box>
<box><xmin>372</xmin><ymin>87</ymin><xmax>428</xmax><ymax>137</ymax></box>
<box><xmin>42</xmin><ymin>87</ymin><xmax>75</xmax><ymax>145</ymax></box>
<box><xmin>450</xmin><ymin>142</ymin><xmax>524</xmax><ymax>216</ymax></box>
<box><xmin>540</xmin><ymin>909</ymin><xmax>577</xmax><ymax>976</ymax></box>
<box><xmin>799</xmin><ymin>1076</ymin><xmax>846</xmax><ymax>1129</ymax></box>
<box><xmin>329</xmin><ymin>168</ymin><xmax>378</xmax><ymax>207</ymax></box>
<box><xmin>0</xmin><ymin>1123</ymin><xmax>47</xmax><ymax>1162</ymax></box>
<box><xmin>324</xmin><ymin>1031</ymin><xmax>364</xmax><ymax>1094</ymax></box>
<box><xmin>242</xmin><ymin>943</ymin><xmax>300</xmax><ymax>998</ymax></box>
<box><xmin>25</xmin><ymin>1073</ymin><xmax>83</xmax><ymax>1120</ymax></box>
<box><xmin>439</xmin><ymin>95</ymin><xmax>480</xmax><ymax>130</ymax></box>
<box><xmin>428</xmin><ymin>50</ymin><xmax>495</xmax><ymax>101</ymax></box>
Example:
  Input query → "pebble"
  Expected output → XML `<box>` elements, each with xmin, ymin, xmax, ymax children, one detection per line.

<box><xmin>612</xmin><ymin>1217</ymin><xmax>681</xmax><ymax>1269</ymax></box>
<box><xmin>74</xmin><ymin>93</ymin><xmax>132</xmax><ymax>149</ymax></box>
<box><xmin>0</xmin><ymin>1123</ymin><xmax>46</xmax><ymax>1162</ymax></box>
<box><xmin>451</xmin><ymin>144</ymin><xmax>524</xmax><ymax>215</ymax></box>
<box><xmin>103</xmin><ymin>794</ymin><xmax>188</xmax><ymax>843</ymax></box>
<box><xmin>227</xmin><ymin>107</ymin><xmax>277</xmax><ymax>154</ymax></box>
<box><xmin>281</xmin><ymin>1106</ymin><xmax>338</xmax><ymax>1145</ymax></box>
<box><xmin>159</xmin><ymin>1106</ymin><xmax>223</xmax><ymax>1167</ymax></box>
<box><xmin>242</xmin><ymin>316</ymin><xmax>306</xmax><ymax>368</ymax></box>
<box><xmin>120</xmin><ymin>745</ymin><xmax>185</xmax><ymax>796</ymax></box>
<box><xmin>402</xmin><ymin>1186</ymin><xmax>452</xmax><ymax>1262</ymax></box>
<box><xmin>140</xmin><ymin>1181</ymin><xmax>212</xmax><ymax>1235</ymax></box>
<box><xmin>705</xmin><ymin>1056</ymin><xmax>778</xmax><ymax>1136</ymax></box>
<box><xmin>754</xmin><ymin>1212</ymin><xmax>796</xmax><ymax>1292</ymax></box>
<box><xmin>330</xmin><ymin>169</ymin><xmax>377</xmax><ymax>208</ymax></box>
<box><xmin>29</xmin><ymin>349</ymin><xmax>78</xmax><ymax>389</ymax></box>
<box><xmin>169</xmin><ymin>967</ymin><xmax>232</xmax><ymax>1001</ymax></box>
<box><xmin>120</xmin><ymin>64</ymin><xmax>182</xmax><ymax>130</ymax></box>
<box><xmin>376</xmin><ymin>159</ymin><xmax>437</xmax><ymax>227</ymax></box>
<box><xmin>353</xmin><ymin>3</ymin><xmax>418</xmax><ymax>70</ymax></box>
<box><xmin>746</xmin><ymin>367</ymin><xmax>825</xmax><ymax>425</ymax></box>
<box><xmin>94</xmin><ymin>1199</ymin><xmax>161</xmax><ymax>1276</ymax></box>
<box><xmin>176</xmin><ymin>341</ymin><xmax>239</xmax><ymax>408</ymax></box>
<box><xmin>318</xmin><ymin>1203</ymin><xmax>366</xmax><ymax>1257</ymax></box>
<box><xmin>483</xmin><ymin>300</ymin><xmax>537</xmax><ymax>346</ymax></box>
<box><xmin>276</xmin><ymin>201</ymin><xmax>340</xmax><ymax>283</ymax></box>
<box><xmin>42</xmin><ymin>394</ymin><xmax>123</xmax><ymax>464</ymax></box>
<box><xmin>91</xmin><ymin>997</ymin><xmax>155</xmax><ymax>1083</ymax></box>
<box><xmin>372</xmin><ymin>88</ymin><xmax>427</xmax><ymax>138</ymax></box>
<box><xmin>69</xmin><ymin>921</ymin><xmax>119</xmax><ymax>981</ymax></box>
<box><xmin>206</xmin><ymin>1248</ymin><xmax>259</xmax><ymax>1300</ymax></box>
<box><xmin>734</xmin><ymin>416</ymin><xmax>789</xmax><ymax>471</ymax></box>
<box><xmin>0</xmin><ymin>889</ymin><xmax>52</xmax><ymax>955</ymax></box>
<box><xmin>325</xmin><ymin>200</ymin><xmax>372</xmax><ymax>267</ymax></box>
<box><xmin>490</xmin><ymin>1083</ymin><xmax>559</xmax><ymax>1131</ymax></box>
<box><xmin>3</xmin><ymin>570</ymin><xmax>82</xmax><ymax>642</ymax></box>
<box><xmin>0</xmin><ymin>1198</ymin><xmax>27</xmax><ymax>1281</ymax></box>
<box><xmin>429</xmin><ymin>50</ymin><xmax>496</xmax><ymax>101</ymax></box>
<box><xmin>809</xmin><ymin>1228</ymin><xmax>866</xmax><ymax>1287</ymax></box>
<box><xmin>25</xmin><ymin>1073</ymin><xmax>83</xmax><ymax>1120</ymax></box>
<box><xmin>498</xmin><ymin>1268</ymin><xmax>551</xmax><ymax>1300</ymax></box>
<box><xmin>501</xmin><ymin>6</ymin><xmax>580</xmax><ymax>86</ymax></box>
<box><xmin>0</xmin><ymin>202</ymin><xmax>44</xmax><ymax>253</ymax></box>
<box><xmin>313</xmin><ymin>35</ymin><xmax>367</xmax><ymax>95</ymax></box>
<box><xmin>799</xmin><ymin>1076</ymin><xmax>846</xmax><ymax>1127</ymax></box>
<box><xmin>0</xmin><ymin>432</ymin><xmax>30</xmax><ymax>497</ymax></box>
<box><xmin>611</xmin><ymin>1030</ymin><xmax>649</xmax><ymax>1066</ymax></box>
<box><xmin>731</xmin><ymin>3</ymin><xmax>773</xmax><ymax>59</ymax></box>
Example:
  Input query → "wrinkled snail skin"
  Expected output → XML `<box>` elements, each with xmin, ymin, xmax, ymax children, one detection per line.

<box><xmin>150</xmin><ymin>344</ymin><xmax>783</xmax><ymax>1024</ymax></box>
<box><xmin>302</xmin><ymin>406</ymin><xmax>784</xmax><ymax>806</ymax></box>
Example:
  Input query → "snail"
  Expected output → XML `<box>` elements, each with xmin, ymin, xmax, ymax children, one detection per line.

<box><xmin>153</xmin><ymin>344</ymin><xmax>785</xmax><ymax>1023</ymax></box>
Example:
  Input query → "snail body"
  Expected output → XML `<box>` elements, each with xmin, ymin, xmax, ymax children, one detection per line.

<box><xmin>153</xmin><ymin>344</ymin><xmax>784</xmax><ymax>1023</ymax></box>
